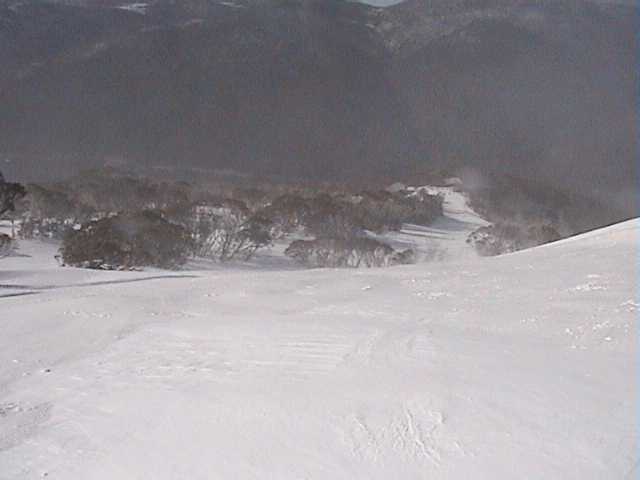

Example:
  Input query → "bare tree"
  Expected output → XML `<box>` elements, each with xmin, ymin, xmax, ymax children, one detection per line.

<box><xmin>192</xmin><ymin>204</ymin><xmax>272</xmax><ymax>262</ymax></box>
<box><xmin>0</xmin><ymin>234</ymin><xmax>15</xmax><ymax>258</ymax></box>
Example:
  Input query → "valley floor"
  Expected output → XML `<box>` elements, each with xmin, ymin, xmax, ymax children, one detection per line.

<box><xmin>0</xmin><ymin>212</ymin><xmax>637</xmax><ymax>478</ymax></box>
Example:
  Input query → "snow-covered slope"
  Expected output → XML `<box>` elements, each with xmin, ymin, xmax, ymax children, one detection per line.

<box><xmin>376</xmin><ymin>186</ymin><xmax>489</xmax><ymax>262</ymax></box>
<box><xmin>0</xmin><ymin>219</ymin><xmax>637</xmax><ymax>479</ymax></box>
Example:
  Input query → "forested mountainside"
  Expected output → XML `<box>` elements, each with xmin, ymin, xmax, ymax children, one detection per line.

<box><xmin>0</xmin><ymin>0</ymin><xmax>636</xmax><ymax>219</ymax></box>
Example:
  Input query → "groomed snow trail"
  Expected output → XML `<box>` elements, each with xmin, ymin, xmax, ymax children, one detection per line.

<box><xmin>0</xmin><ymin>219</ymin><xmax>637</xmax><ymax>479</ymax></box>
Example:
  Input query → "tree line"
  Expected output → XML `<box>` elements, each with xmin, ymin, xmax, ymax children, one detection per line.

<box><xmin>1</xmin><ymin>169</ymin><xmax>444</xmax><ymax>269</ymax></box>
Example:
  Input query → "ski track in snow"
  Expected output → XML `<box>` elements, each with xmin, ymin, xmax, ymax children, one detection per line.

<box><xmin>0</xmin><ymin>196</ymin><xmax>637</xmax><ymax>479</ymax></box>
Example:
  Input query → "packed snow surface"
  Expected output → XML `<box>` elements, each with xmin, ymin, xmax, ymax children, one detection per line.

<box><xmin>0</xmin><ymin>212</ymin><xmax>637</xmax><ymax>478</ymax></box>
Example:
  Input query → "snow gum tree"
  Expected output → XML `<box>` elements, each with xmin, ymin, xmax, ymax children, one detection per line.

<box><xmin>0</xmin><ymin>171</ymin><xmax>26</xmax><ymax>219</ymax></box>
<box><xmin>191</xmin><ymin>202</ymin><xmax>272</xmax><ymax>262</ymax></box>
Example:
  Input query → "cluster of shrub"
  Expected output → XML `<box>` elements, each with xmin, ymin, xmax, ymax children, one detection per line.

<box><xmin>462</xmin><ymin>172</ymin><xmax>620</xmax><ymax>256</ymax></box>
<box><xmin>4</xmin><ymin>169</ymin><xmax>444</xmax><ymax>270</ymax></box>
<box><xmin>285</xmin><ymin>238</ymin><xmax>415</xmax><ymax>268</ymax></box>
<box><xmin>54</xmin><ymin>200</ymin><xmax>274</xmax><ymax>270</ymax></box>
<box><xmin>57</xmin><ymin>210</ymin><xmax>191</xmax><ymax>270</ymax></box>
<box><xmin>467</xmin><ymin>222</ymin><xmax>561</xmax><ymax>256</ymax></box>
<box><xmin>467</xmin><ymin>173</ymin><xmax>624</xmax><ymax>240</ymax></box>
<box><xmin>257</xmin><ymin>189</ymin><xmax>441</xmax><ymax>268</ymax></box>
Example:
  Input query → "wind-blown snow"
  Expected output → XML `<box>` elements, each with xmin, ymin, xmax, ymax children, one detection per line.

<box><xmin>0</xmin><ymin>215</ymin><xmax>637</xmax><ymax>478</ymax></box>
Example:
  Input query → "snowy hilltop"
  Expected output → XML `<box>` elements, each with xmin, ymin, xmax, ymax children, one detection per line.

<box><xmin>0</xmin><ymin>210</ymin><xmax>637</xmax><ymax>478</ymax></box>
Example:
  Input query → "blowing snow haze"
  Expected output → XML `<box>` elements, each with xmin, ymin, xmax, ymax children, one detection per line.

<box><xmin>0</xmin><ymin>0</ymin><xmax>637</xmax><ymax>217</ymax></box>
